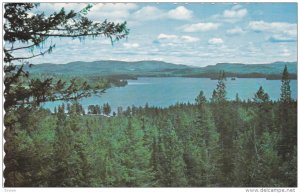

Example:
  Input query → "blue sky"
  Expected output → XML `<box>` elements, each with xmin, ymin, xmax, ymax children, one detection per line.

<box><xmin>10</xmin><ymin>3</ymin><xmax>297</xmax><ymax>67</ymax></box>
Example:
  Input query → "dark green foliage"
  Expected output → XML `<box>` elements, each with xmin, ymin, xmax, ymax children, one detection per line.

<box><xmin>215</xmin><ymin>71</ymin><xmax>226</xmax><ymax>103</ymax></box>
<box><xmin>278</xmin><ymin>66</ymin><xmax>296</xmax><ymax>161</ymax></box>
<box><xmin>4</xmin><ymin>91</ymin><xmax>297</xmax><ymax>187</ymax></box>
<box><xmin>235</xmin><ymin>93</ymin><xmax>240</xmax><ymax>102</ymax></box>
<box><xmin>103</xmin><ymin>103</ymin><xmax>112</xmax><ymax>116</ymax></box>
<box><xmin>280</xmin><ymin>65</ymin><xmax>292</xmax><ymax>103</ymax></box>
<box><xmin>4</xmin><ymin>47</ymin><xmax>297</xmax><ymax>189</ymax></box>
<box><xmin>4</xmin><ymin>3</ymin><xmax>129</xmax><ymax>187</ymax></box>
<box><xmin>119</xmin><ymin>118</ymin><xmax>154</xmax><ymax>186</ymax></box>
<box><xmin>211</xmin><ymin>89</ymin><xmax>218</xmax><ymax>103</ymax></box>
<box><xmin>195</xmin><ymin>90</ymin><xmax>207</xmax><ymax>106</ymax></box>
<box><xmin>6</xmin><ymin>98</ymin><xmax>297</xmax><ymax>187</ymax></box>
<box><xmin>155</xmin><ymin>120</ymin><xmax>187</xmax><ymax>186</ymax></box>
<box><xmin>210</xmin><ymin>71</ymin><xmax>235</xmax><ymax>185</ymax></box>
<box><xmin>185</xmin><ymin>97</ymin><xmax>220</xmax><ymax>186</ymax></box>
<box><xmin>254</xmin><ymin>86</ymin><xmax>269</xmax><ymax>103</ymax></box>
<box><xmin>88</xmin><ymin>105</ymin><xmax>101</xmax><ymax>114</ymax></box>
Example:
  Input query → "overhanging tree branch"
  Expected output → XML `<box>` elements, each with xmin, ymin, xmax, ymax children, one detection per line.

<box><xmin>8</xmin><ymin>45</ymin><xmax>55</xmax><ymax>61</ymax></box>
<box><xmin>6</xmin><ymin>42</ymin><xmax>40</xmax><ymax>52</ymax></box>
<box><xmin>4</xmin><ymin>3</ymin><xmax>129</xmax><ymax>111</ymax></box>
<box><xmin>33</xmin><ymin>32</ymin><xmax>106</xmax><ymax>37</ymax></box>
<box><xmin>10</xmin><ymin>52</ymin><xmax>46</xmax><ymax>61</ymax></box>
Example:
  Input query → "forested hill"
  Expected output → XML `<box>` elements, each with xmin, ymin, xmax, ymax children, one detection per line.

<box><xmin>26</xmin><ymin>60</ymin><xmax>297</xmax><ymax>79</ymax></box>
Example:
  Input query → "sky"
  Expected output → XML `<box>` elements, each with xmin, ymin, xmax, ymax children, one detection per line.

<box><xmin>8</xmin><ymin>3</ymin><xmax>298</xmax><ymax>67</ymax></box>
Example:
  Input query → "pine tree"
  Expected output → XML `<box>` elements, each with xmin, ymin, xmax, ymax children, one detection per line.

<box><xmin>121</xmin><ymin>118</ymin><xmax>154</xmax><ymax>186</ymax></box>
<box><xmin>211</xmin><ymin>71</ymin><xmax>235</xmax><ymax>185</ymax></box>
<box><xmin>95</xmin><ymin>105</ymin><xmax>101</xmax><ymax>115</ymax></box>
<box><xmin>103</xmin><ymin>103</ymin><xmax>111</xmax><ymax>116</ymax></box>
<box><xmin>157</xmin><ymin>120</ymin><xmax>187</xmax><ymax>186</ymax></box>
<box><xmin>195</xmin><ymin>90</ymin><xmax>207</xmax><ymax>106</ymax></box>
<box><xmin>117</xmin><ymin>107</ymin><xmax>123</xmax><ymax>115</ymax></box>
<box><xmin>253</xmin><ymin>86</ymin><xmax>273</xmax><ymax>135</ymax></box>
<box><xmin>280</xmin><ymin>65</ymin><xmax>291</xmax><ymax>103</ymax></box>
<box><xmin>185</xmin><ymin>95</ymin><xmax>220</xmax><ymax>186</ymax></box>
<box><xmin>68</xmin><ymin>113</ymin><xmax>92</xmax><ymax>186</ymax></box>
<box><xmin>50</xmin><ymin>105</ymin><xmax>74</xmax><ymax>186</ymax></box>
<box><xmin>211</xmin><ymin>89</ymin><xmax>218</xmax><ymax>103</ymax></box>
<box><xmin>88</xmin><ymin>105</ymin><xmax>95</xmax><ymax>114</ymax></box>
<box><xmin>278</xmin><ymin>65</ymin><xmax>296</xmax><ymax>160</ymax></box>
<box><xmin>216</xmin><ymin>71</ymin><xmax>226</xmax><ymax>103</ymax></box>
<box><xmin>254</xmin><ymin>86</ymin><xmax>269</xmax><ymax>103</ymax></box>
<box><xmin>235</xmin><ymin>93</ymin><xmax>240</xmax><ymax>103</ymax></box>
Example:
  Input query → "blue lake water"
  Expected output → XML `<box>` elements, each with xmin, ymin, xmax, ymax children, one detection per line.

<box><xmin>42</xmin><ymin>77</ymin><xmax>297</xmax><ymax>113</ymax></box>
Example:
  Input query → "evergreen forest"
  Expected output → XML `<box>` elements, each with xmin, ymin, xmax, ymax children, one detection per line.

<box><xmin>3</xmin><ymin>3</ymin><xmax>297</xmax><ymax>187</ymax></box>
<box><xmin>4</xmin><ymin>67</ymin><xmax>297</xmax><ymax>187</ymax></box>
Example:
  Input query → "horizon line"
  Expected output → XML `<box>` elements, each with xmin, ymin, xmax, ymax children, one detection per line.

<box><xmin>32</xmin><ymin>59</ymin><xmax>297</xmax><ymax>68</ymax></box>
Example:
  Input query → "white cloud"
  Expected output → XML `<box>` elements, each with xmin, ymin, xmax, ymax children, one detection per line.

<box><xmin>25</xmin><ymin>3</ymin><xmax>296</xmax><ymax>67</ymax></box>
<box><xmin>33</xmin><ymin>3</ymin><xmax>84</xmax><ymax>15</ymax></box>
<box><xmin>123</xmin><ymin>42</ymin><xmax>140</xmax><ymax>49</ymax></box>
<box><xmin>231</xmin><ymin>4</ymin><xmax>243</xmax><ymax>10</ymax></box>
<box><xmin>213</xmin><ymin>5</ymin><xmax>247</xmax><ymax>23</ymax></box>
<box><xmin>156</xmin><ymin>34</ymin><xmax>199</xmax><ymax>45</ymax></box>
<box><xmin>208</xmin><ymin>38</ymin><xmax>224</xmax><ymax>45</ymax></box>
<box><xmin>248</xmin><ymin>21</ymin><xmax>296</xmax><ymax>35</ymax></box>
<box><xmin>181</xmin><ymin>22</ymin><xmax>220</xmax><ymax>32</ymax></box>
<box><xmin>37</xmin><ymin>4</ymin><xmax>193</xmax><ymax>22</ymax></box>
<box><xmin>51</xmin><ymin>3</ymin><xmax>83</xmax><ymax>11</ymax></box>
<box><xmin>223</xmin><ymin>8</ymin><xmax>247</xmax><ymax>19</ymax></box>
<box><xmin>132</xmin><ymin>6</ymin><xmax>164</xmax><ymax>21</ymax></box>
<box><xmin>158</xmin><ymin>33</ymin><xmax>178</xmax><ymax>40</ymax></box>
<box><xmin>88</xmin><ymin>3</ymin><xmax>138</xmax><ymax>20</ymax></box>
<box><xmin>226</xmin><ymin>27</ymin><xmax>245</xmax><ymax>35</ymax></box>
<box><xmin>243</xmin><ymin>42</ymin><xmax>261</xmax><ymax>54</ymax></box>
<box><xmin>132</xmin><ymin>6</ymin><xmax>193</xmax><ymax>21</ymax></box>
<box><xmin>167</xmin><ymin>6</ymin><xmax>193</xmax><ymax>20</ymax></box>
<box><xmin>281</xmin><ymin>48</ymin><xmax>291</xmax><ymax>57</ymax></box>
<box><xmin>248</xmin><ymin>21</ymin><xmax>296</xmax><ymax>42</ymax></box>
<box><xmin>36</xmin><ymin>3</ymin><xmax>139</xmax><ymax>22</ymax></box>
<box><xmin>181</xmin><ymin>36</ymin><xmax>199</xmax><ymax>43</ymax></box>
<box><xmin>93</xmin><ymin>3</ymin><xmax>138</xmax><ymax>11</ymax></box>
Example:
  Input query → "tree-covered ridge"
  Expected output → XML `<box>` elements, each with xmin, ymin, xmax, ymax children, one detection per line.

<box><xmin>25</xmin><ymin>60</ymin><xmax>297</xmax><ymax>80</ymax></box>
<box><xmin>23</xmin><ymin>73</ymin><xmax>128</xmax><ymax>97</ymax></box>
<box><xmin>4</xmin><ymin>66</ymin><xmax>297</xmax><ymax>187</ymax></box>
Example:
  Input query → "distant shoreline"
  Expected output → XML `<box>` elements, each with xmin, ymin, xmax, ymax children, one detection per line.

<box><xmin>24</xmin><ymin>60</ymin><xmax>297</xmax><ymax>80</ymax></box>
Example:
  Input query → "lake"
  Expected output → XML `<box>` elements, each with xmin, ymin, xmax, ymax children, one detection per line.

<box><xmin>42</xmin><ymin>77</ymin><xmax>297</xmax><ymax>113</ymax></box>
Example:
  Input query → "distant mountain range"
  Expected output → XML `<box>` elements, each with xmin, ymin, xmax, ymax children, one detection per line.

<box><xmin>26</xmin><ymin>60</ymin><xmax>297</xmax><ymax>79</ymax></box>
